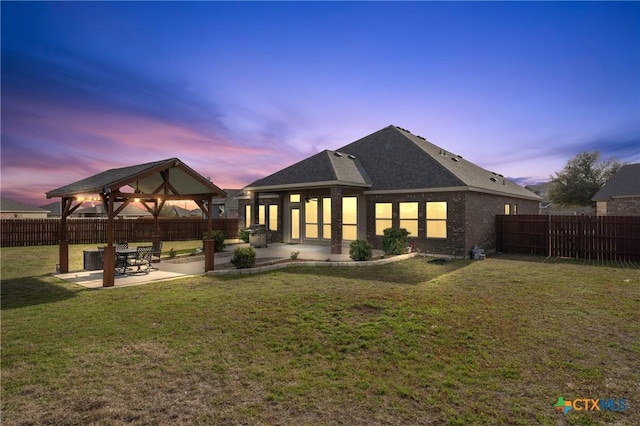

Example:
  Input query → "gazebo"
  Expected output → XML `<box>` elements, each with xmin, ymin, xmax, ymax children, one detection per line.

<box><xmin>46</xmin><ymin>158</ymin><xmax>226</xmax><ymax>287</ymax></box>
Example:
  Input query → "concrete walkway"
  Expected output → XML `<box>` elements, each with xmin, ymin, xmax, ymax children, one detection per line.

<box><xmin>55</xmin><ymin>243</ymin><xmax>413</xmax><ymax>289</ymax></box>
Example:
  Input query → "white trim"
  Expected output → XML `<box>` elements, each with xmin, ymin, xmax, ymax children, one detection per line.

<box><xmin>234</xmin><ymin>193</ymin><xmax>281</xmax><ymax>200</ymax></box>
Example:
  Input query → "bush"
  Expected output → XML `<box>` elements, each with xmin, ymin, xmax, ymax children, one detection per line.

<box><xmin>239</xmin><ymin>228</ymin><xmax>250</xmax><ymax>243</ymax></box>
<box><xmin>230</xmin><ymin>246</ymin><xmax>256</xmax><ymax>269</ymax></box>
<box><xmin>349</xmin><ymin>239</ymin><xmax>373</xmax><ymax>261</ymax></box>
<box><xmin>202</xmin><ymin>230</ymin><xmax>226</xmax><ymax>252</ymax></box>
<box><xmin>382</xmin><ymin>228</ymin><xmax>410</xmax><ymax>255</ymax></box>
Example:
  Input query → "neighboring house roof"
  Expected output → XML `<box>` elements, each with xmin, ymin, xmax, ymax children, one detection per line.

<box><xmin>0</xmin><ymin>197</ymin><xmax>50</xmax><ymax>213</ymax></box>
<box><xmin>525</xmin><ymin>182</ymin><xmax>551</xmax><ymax>201</ymax></box>
<box><xmin>73</xmin><ymin>204</ymin><xmax>152</xmax><ymax>217</ymax></box>
<box><xmin>246</xmin><ymin>125</ymin><xmax>541</xmax><ymax>200</ymax></box>
<box><xmin>246</xmin><ymin>149</ymin><xmax>372</xmax><ymax>191</ymax></box>
<box><xmin>171</xmin><ymin>205</ymin><xmax>201</xmax><ymax>217</ymax></box>
<box><xmin>40</xmin><ymin>202</ymin><xmax>62</xmax><ymax>216</ymax></box>
<box><xmin>592</xmin><ymin>163</ymin><xmax>640</xmax><ymax>201</ymax></box>
<box><xmin>46</xmin><ymin>158</ymin><xmax>226</xmax><ymax>199</ymax></box>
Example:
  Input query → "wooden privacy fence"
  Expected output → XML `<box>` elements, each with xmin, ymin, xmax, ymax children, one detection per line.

<box><xmin>496</xmin><ymin>215</ymin><xmax>640</xmax><ymax>261</ymax></box>
<box><xmin>0</xmin><ymin>218</ymin><xmax>239</xmax><ymax>247</ymax></box>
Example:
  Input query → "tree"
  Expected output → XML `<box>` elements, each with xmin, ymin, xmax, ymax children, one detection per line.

<box><xmin>549</xmin><ymin>151</ymin><xmax>623</xmax><ymax>207</ymax></box>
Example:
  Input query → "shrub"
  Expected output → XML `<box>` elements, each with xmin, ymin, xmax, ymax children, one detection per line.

<box><xmin>290</xmin><ymin>250</ymin><xmax>300</xmax><ymax>260</ymax></box>
<box><xmin>382</xmin><ymin>228</ymin><xmax>410</xmax><ymax>255</ymax></box>
<box><xmin>239</xmin><ymin>228</ymin><xmax>250</xmax><ymax>243</ymax></box>
<box><xmin>168</xmin><ymin>248</ymin><xmax>176</xmax><ymax>258</ymax></box>
<box><xmin>230</xmin><ymin>246</ymin><xmax>256</xmax><ymax>269</ymax></box>
<box><xmin>202</xmin><ymin>230</ymin><xmax>226</xmax><ymax>252</ymax></box>
<box><xmin>349</xmin><ymin>239</ymin><xmax>373</xmax><ymax>261</ymax></box>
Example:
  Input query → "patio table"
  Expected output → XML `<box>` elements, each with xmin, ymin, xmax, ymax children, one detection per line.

<box><xmin>116</xmin><ymin>247</ymin><xmax>138</xmax><ymax>275</ymax></box>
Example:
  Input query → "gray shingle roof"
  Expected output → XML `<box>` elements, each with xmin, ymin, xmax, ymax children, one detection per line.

<box><xmin>246</xmin><ymin>125</ymin><xmax>541</xmax><ymax>200</ymax></box>
<box><xmin>0</xmin><ymin>197</ymin><xmax>49</xmax><ymax>213</ymax></box>
<box><xmin>592</xmin><ymin>163</ymin><xmax>640</xmax><ymax>201</ymax></box>
<box><xmin>46</xmin><ymin>158</ymin><xmax>226</xmax><ymax>199</ymax></box>
<box><xmin>246</xmin><ymin>150</ymin><xmax>372</xmax><ymax>190</ymax></box>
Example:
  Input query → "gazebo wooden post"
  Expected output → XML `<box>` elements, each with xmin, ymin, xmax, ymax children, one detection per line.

<box><xmin>102</xmin><ymin>193</ymin><xmax>116</xmax><ymax>287</ymax></box>
<box><xmin>152</xmin><ymin>199</ymin><xmax>161</xmax><ymax>243</ymax></box>
<box><xmin>204</xmin><ymin>196</ymin><xmax>215</xmax><ymax>272</ymax></box>
<box><xmin>58</xmin><ymin>197</ymin><xmax>71</xmax><ymax>273</ymax></box>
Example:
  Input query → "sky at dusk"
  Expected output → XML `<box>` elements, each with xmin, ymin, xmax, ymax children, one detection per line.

<box><xmin>2</xmin><ymin>1</ymin><xmax>639</xmax><ymax>207</ymax></box>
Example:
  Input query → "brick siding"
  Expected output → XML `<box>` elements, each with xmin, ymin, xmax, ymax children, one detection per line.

<box><xmin>243</xmin><ymin>190</ymin><xmax>540</xmax><ymax>258</ymax></box>
<box><xmin>602</xmin><ymin>198</ymin><xmax>640</xmax><ymax>216</ymax></box>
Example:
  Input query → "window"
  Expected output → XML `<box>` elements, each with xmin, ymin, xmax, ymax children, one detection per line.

<box><xmin>322</xmin><ymin>198</ymin><xmax>331</xmax><ymax>239</ymax></box>
<box><xmin>290</xmin><ymin>194</ymin><xmax>300</xmax><ymax>203</ymax></box>
<box><xmin>246</xmin><ymin>204</ymin><xmax>267</xmax><ymax>227</ymax></box>
<box><xmin>291</xmin><ymin>208</ymin><xmax>300</xmax><ymax>239</ymax></box>
<box><xmin>512</xmin><ymin>204</ymin><xmax>517</xmax><ymax>215</ymax></box>
<box><xmin>342</xmin><ymin>196</ymin><xmax>358</xmax><ymax>240</ymax></box>
<box><xmin>399</xmin><ymin>202</ymin><xmax>418</xmax><ymax>237</ymax></box>
<box><xmin>426</xmin><ymin>201</ymin><xmax>447</xmax><ymax>238</ymax></box>
<box><xmin>375</xmin><ymin>203</ymin><xmax>393</xmax><ymax>236</ymax></box>
<box><xmin>504</xmin><ymin>204</ymin><xmax>511</xmax><ymax>215</ymax></box>
<box><xmin>305</xmin><ymin>198</ymin><xmax>319</xmax><ymax>239</ymax></box>
<box><xmin>244</xmin><ymin>205</ymin><xmax>251</xmax><ymax>228</ymax></box>
<box><xmin>269</xmin><ymin>205</ymin><xmax>278</xmax><ymax>231</ymax></box>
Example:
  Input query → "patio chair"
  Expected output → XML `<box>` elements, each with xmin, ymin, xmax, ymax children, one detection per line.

<box><xmin>128</xmin><ymin>246</ymin><xmax>153</xmax><ymax>274</ymax></box>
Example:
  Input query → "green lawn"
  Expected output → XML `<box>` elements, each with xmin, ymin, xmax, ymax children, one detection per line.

<box><xmin>2</xmin><ymin>244</ymin><xmax>638</xmax><ymax>425</ymax></box>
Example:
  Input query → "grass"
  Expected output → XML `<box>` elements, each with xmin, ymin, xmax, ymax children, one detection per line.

<box><xmin>1</xmin><ymin>244</ymin><xmax>639</xmax><ymax>425</ymax></box>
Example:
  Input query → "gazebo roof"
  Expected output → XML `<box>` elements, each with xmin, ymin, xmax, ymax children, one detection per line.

<box><xmin>46</xmin><ymin>158</ymin><xmax>226</xmax><ymax>200</ymax></box>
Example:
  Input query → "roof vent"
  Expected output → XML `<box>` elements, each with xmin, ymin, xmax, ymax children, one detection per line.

<box><xmin>333</xmin><ymin>152</ymin><xmax>343</xmax><ymax>157</ymax></box>
<box><xmin>451</xmin><ymin>157</ymin><xmax>459</xmax><ymax>162</ymax></box>
<box><xmin>457</xmin><ymin>155</ymin><xmax>462</xmax><ymax>159</ymax></box>
<box><xmin>417</xmin><ymin>135</ymin><xmax>426</xmax><ymax>140</ymax></box>
<box><xmin>347</xmin><ymin>154</ymin><xmax>356</xmax><ymax>160</ymax></box>
<box><xmin>490</xmin><ymin>177</ymin><xmax>498</xmax><ymax>183</ymax></box>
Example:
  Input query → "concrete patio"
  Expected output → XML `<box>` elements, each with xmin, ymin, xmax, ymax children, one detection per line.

<box><xmin>54</xmin><ymin>242</ymin><xmax>401</xmax><ymax>289</ymax></box>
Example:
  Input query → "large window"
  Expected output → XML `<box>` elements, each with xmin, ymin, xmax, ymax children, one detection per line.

<box><xmin>305</xmin><ymin>198</ymin><xmax>319</xmax><ymax>239</ymax></box>
<box><xmin>426</xmin><ymin>201</ymin><xmax>447</xmax><ymax>238</ymax></box>
<box><xmin>269</xmin><ymin>205</ymin><xmax>278</xmax><ymax>231</ymax></box>
<box><xmin>245</xmin><ymin>204</ymin><xmax>266</xmax><ymax>228</ymax></box>
<box><xmin>322</xmin><ymin>198</ymin><xmax>331</xmax><ymax>239</ymax></box>
<box><xmin>375</xmin><ymin>203</ymin><xmax>392</xmax><ymax>236</ymax></box>
<box><xmin>244</xmin><ymin>205</ymin><xmax>251</xmax><ymax>228</ymax></box>
<box><xmin>342</xmin><ymin>196</ymin><xmax>358</xmax><ymax>240</ymax></box>
<box><xmin>504</xmin><ymin>204</ymin><xmax>511</xmax><ymax>215</ymax></box>
<box><xmin>399</xmin><ymin>202</ymin><xmax>418</xmax><ymax>237</ymax></box>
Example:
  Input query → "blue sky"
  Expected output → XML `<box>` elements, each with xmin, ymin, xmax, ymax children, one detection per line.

<box><xmin>2</xmin><ymin>1</ymin><xmax>639</xmax><ymax>206</ymax></box>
